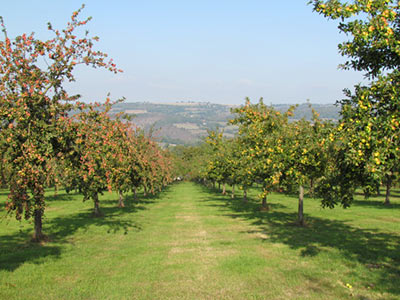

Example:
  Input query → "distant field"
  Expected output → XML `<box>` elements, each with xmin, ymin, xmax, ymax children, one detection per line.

<box><xmin>125</xmin><ymin>109</ymin><xmax>147</xmax><ymax>114</ymax></box>
<box><xmin>1</xmin><ymin>182</ymin><xmax>398</xmax><ymax>299</ymax></box>
<box><xmin>174</xmin><ymin>123</ymin><xmax>200</xmax><ymax>130</ymax></box>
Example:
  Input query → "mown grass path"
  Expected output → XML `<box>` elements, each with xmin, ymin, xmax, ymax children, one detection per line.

<box><xmin>1</xmin><ymin>182</ymin><xmax>399</xmax><ymax>299</ymax></box>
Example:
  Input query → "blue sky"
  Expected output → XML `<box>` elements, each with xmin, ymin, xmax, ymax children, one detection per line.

<box><xmin>1</xmin><ymin>1</ymin><xmax>366</xmax><ymax>105</ymax></box>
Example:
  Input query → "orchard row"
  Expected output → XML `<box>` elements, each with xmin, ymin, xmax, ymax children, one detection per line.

<box><xmin>0</xmin><ymin>7</ymin><xmax>172</xmax><ymax>241</ymax></box>
<box><xmin>175</xmin><ymin>97</ymin><xmax>398</xmax><ymax>226</ymax></box>
<box><xmin>175</xmin><ymin>0</ymin><xmax>400</xmax><ymax>224</ymax></box>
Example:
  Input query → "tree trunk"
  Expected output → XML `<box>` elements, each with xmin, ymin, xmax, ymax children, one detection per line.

<box><xmin>0</xmin><ymin>170</ymin><xmax>6</xmax><ymax>188</ymax></box>
<box><xmin>261</xmin><ymin>195</ymin><xmax>267</xmax><ymax>210</ymax></box>
<box><xmin>93</xmin><ymin>193</ymin><xmax>102</xmax><ymax>217</ymax></box>
<box><xmin>376</xmin><ymin>182</ymin><xmax>381</xmax><ymax>196</ymax></box>
<box><xmin>243</xmin><ymin>188</ymin><xmax>248</xmax><ymax>203</ymax></box>
<box><xmin>298</xmin><ymin>184</ymin><xmax>305</xmax><ymax>226</ymax></box>
<box><xmin>364</xmin><ymin>187</ymin><xmax>370</xmax><ymax>200</ymax></box>
<box><xmin>385</xmin><ymin>176</ymin><xmax>392</xmax><ymax>206</ymax></box>
<box><xmin>231</xmin><ymin>185</ymin><xmax>235</xmax><ymax>199</ymax></box>
<box><xmin>260</xmin><ymin>186</ymin><xmax>268</xmax><ymax>210</ymax></box>
<box><xmin>143</xmin><ymin>186</ymin><xmax>147</xmax><ymax>197</ymax></box>
<box><xmin>218</xmin><ymin>182</ymin><xmax>221</xmax><ymax>191</ymax></box>
<box><xmin>309</xmin><ymin>178</ymin><xmax>314</xmax><ymax>196</ymax></box>
<box><xmin>33</xmin><ymin>208</ymin><xmax>45</xmax><ymax>242</ymax></box>
<box><xmin>118</xmin><ymin>191</ymin><xmax>125</xmax><ymax>208</ymax></box>
<box><xmin>212</xmin><ymin>181</ymin><xmax>216</xmax><ymax>189</ymax></box>
<box><xmin>222</xmin><ymin>183</ymin><xmax>226</xmax><ymax>195</ymax></box>
<box><xmin>133</xmin><ymin>188</ymin><xmax>137</xmax><ymax>200</ymax></box>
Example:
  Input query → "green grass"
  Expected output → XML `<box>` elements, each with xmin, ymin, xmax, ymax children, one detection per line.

<box><xmin>0</xmin><ymin>182</ymin><xmax>399</xmax><ymax>299</ymax></box>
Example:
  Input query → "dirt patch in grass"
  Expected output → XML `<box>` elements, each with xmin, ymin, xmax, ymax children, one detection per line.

<box><xmin>377</xmin><ymin>216</ymin><xmax>400</xmax><ymax>223</ymax></box>
<box><xmin>54</xmin><ymin>275</ymin><xmax>79</xmax><ymax>284</ymax></box>
<box><xmin>175</xmin><ymin>215</ymin><xmax>199</xmax><ymax>222</ymax></box>
<box><xmin>246</xmin><ymin>230</ymin><xmax>269</xmax><ymax>240</ymax></box>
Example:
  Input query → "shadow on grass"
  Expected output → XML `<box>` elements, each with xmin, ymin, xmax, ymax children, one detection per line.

<box><xmin>0</xmin><ymin>186</ymin><xmax>171</xmax><ymax>272</ymax></box>
<box><xmin>199</xmin><ymin>184</ymin><xmax>288</xmax><ymax>212</ymax></box>
<box><xmin>0</xmin><ymin>232</ymin><xmax>62</xmax><ymax>272</ymax></box>
<box><xmin>355</xmin><ymin>188</ymin><xmax>400</xmax><ymax>200</ymax></box>
<box><xmin>353</xmin><ymin>199</ymin><xmax>400</xmax><ymax>209</ymax></box>
<box><xmin>100</xmin><ymin>193</ymin><xmax>157</xmax><ymax>207</ymax></box>
<box><xmin>47</xmin><ymin>191</ymin><xmax>80</xmax><ymax>202</ymax></box>
<box><xmin>46</xmin><ymin>202</ymin><xmax>144</xmax><ymax>241</ymax></box>
<box><xmin>199</xmin><ymin>184</ymin><xmax>400</xmax><ymax>296</ymax></box>
<box><xmin>0</xmin><ymin>190</ymin><xmax>10</xmax><ymax>196</ymax></box>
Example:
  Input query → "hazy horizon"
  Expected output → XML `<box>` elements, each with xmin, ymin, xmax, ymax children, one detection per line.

<box><xmin>118</xmin><ymin>100</ymin><xmax>340</xmax><ymax>106</ymax></box>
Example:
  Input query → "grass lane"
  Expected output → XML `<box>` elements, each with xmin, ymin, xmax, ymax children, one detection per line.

<box><xmin>0</xmin><ymin>182</ymin><xmax>399</xmax><ymax>299</ymax></box>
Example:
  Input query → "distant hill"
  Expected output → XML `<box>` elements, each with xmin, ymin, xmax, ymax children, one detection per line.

<box><xmin>274</xmin><ymin>103</ymin><xmax>340</xmax><ymax>121</ymax></box>
<box><xmin>111</xmin><ymin>102</ymin><xmax>340</xmax><ymax>146</ymax></box>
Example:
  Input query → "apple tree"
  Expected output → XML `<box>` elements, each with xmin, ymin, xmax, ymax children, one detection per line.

<box><xmin>311</xmin><ymin>0</ymin><xmax>400</xmax><ymax>206</ymax></box>
<box><xmin>230</xmin><ymin>98</ymin><xmax>292</xmax><ymax>210</ymax></box>
<box><xmin>0</xmin><ymin>6</ymin><xmax>121</xmax><ymax>240</ymax></box>
<box><xmin>280</xmin><ymin>108</ymin><xmax>330</xmax><ymax>225</ymax></box>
